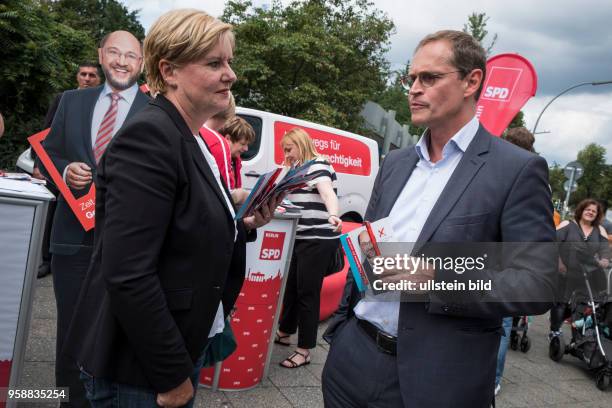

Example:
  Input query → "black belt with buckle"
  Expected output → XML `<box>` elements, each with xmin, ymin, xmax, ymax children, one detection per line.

<box><xmin>356</xmin><ymin>318</ymin><xmax>397</xmax><ymax>356</ymax></box>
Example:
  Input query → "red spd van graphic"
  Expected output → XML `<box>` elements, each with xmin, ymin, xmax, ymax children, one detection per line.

<box><xmin>273</xmin><ymin>121</ymin><xmax>372</xmax><ymax>176</ymax></box>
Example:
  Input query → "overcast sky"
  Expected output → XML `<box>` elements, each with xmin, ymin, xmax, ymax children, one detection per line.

<box><xmin>123</xmin><ymin>0</ymin><xmax>612</xmax><ymax>167</ymax></box>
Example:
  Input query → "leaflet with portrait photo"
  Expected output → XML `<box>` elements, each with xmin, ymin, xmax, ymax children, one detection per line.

<box><xmin>339</xmin><ymin>217</ymin><xmax>395</xmax><ymax>292</ymax></box>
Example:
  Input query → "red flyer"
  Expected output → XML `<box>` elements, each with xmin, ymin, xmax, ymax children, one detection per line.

<box><xmin>28</xmin><ymin>129</ymin><xmax>96</xmax><ymax>231</ymax></box>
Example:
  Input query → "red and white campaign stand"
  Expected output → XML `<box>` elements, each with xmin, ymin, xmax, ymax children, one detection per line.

<box><xmin>199</xmin><ymin>212</ymin><xmax>300</xmax><ymax>391</ymax></box>
<box><xmin>0</xmin><ymin>179</ymin><xmax>54</xmax><ymax>408</ymax></box>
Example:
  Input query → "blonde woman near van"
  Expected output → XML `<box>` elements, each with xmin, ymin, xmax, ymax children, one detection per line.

<box><xmin>275</xmin><ymin>127</ymin><xmax>342</xmax><ymax>368</ymax></box>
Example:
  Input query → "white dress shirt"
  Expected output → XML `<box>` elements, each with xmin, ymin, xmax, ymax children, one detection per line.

<box><xmin>353</xmin><ymin>116</ymin><xmax>480</xmax><ymax>336</ymax></box>
<box><xmin>62</xmin><ymin>83</ymin><xmax>139</xmax><ymax>182</ymax></box>
<box><xmin>90</xmin><ymin>82</ymin><xmax>139</xmax><ymax>147</ymax></box>
<box><xmin>194</xmin><ymin>133</ymin><xmax>238</xmax><ymax>338</ymax></box>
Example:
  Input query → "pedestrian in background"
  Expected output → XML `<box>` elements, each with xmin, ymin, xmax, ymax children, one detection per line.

<box><xmin>218</xmin><ymin>115</ymin><xmax>255</xmax><ymax>192</ymax></box>
<box><xmin>494</xmin><ymin>126</ymin><xmax>538</xmax><ymax>396</ymax></box>
<box><xmin>550</xmin><ymin>199</ymin><xmax>611</xmax><ymax>339</ymax></box>
<box><xmin>201</xmin><ymin>93</ymin><xmax>235</xmax><ymax>189</ymax></box>
<box><xmin>276</xmin><ymin>128</ymin><xmax>342</xmax><ymax>369</ymax></box>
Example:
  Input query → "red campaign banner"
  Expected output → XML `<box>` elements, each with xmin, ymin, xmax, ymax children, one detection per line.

<box><xmin>273</xmin><ymin>121</ymin><xmax>372</xmax><ymax>176</ymax></box>
<box><xmin>476</xmin><ymin>53</ymin><xmax>538</xmax><ymax>136</ymax></box>
<box><xmin>200</xmin><ymin>221</ymin><xmax>293</xmax><ymax>390</ymax></box>
<box><xmin>200</xmin><ymin>269</ymin><xmax>283</xmax><ymax>389</ymax></box>
<box><xmin>28</xmin><ymin>129</ymin><xmax>96</xmax><ymax>231</ymax></box>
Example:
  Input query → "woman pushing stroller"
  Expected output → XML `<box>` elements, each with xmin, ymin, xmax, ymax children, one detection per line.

<box><xmin>550</xmin><ymin>198</ymin><xmax>611</xmax><ymax>339</ymax></box>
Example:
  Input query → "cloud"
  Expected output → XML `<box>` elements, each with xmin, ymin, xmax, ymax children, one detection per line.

<box><xmin>523</xmin><ymin>91</ymin><xmax>612</xmax><ymax>166</ymax></box>
<box><xmin>378</xmin><ymin>0</ymin><xmax>612</xmax><ymax>95</ymax></box>
<box><xmin>126</xmin><ymin>0</ymin><xmax>227</xmax><ymax>32</ymax></box>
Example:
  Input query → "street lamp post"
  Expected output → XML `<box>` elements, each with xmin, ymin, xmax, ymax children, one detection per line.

<box><xmin>532</xmin><ymin>80</ymin><xmax>612</xmax><ymax>135</ymax></box>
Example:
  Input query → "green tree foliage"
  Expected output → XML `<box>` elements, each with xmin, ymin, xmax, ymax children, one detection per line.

<box><xmin>0</xmin><ymin>0</ymin><xmax>95</xmax><ymax>169</ymax></box>
<box><xmin>507</xmin><ymin>111</ymin><xmax>525</xmax><ymax>129</ymax></box>
<box><xmin>570</xmin><ymin>143</ymin><xmax>609</xmax><ymax>205</ymax></box>
<box><xmin>222</xmin><ymin>0</ymin><xmax>394</xmax><ymax>133</ymax></box>
<box><xmin>47</xmin><ymin>0</ymin><xmax>145</xmax><ymax>43</ymax></box>
<box><xmin>372</xmin><ymin>67</ymin><xmax>424</xmax><ymax>137</ymax></box>
<box><xmin>463</xmin><ymin>12</ymin><xmax>497</xmax><ymax>56</ymax></box>
<box><xmin>599</xmin><ymin>164</ymin><xmax>612</xmax><ymax>208</ymax></box>
<box><xmin>0</xmin><ymin>0</ymin><xmax>144</xmax><ymax>170</ymax></box>
<box><xmin>548</xmin><ymin>164</ymin><xmax>565</xmax><ymax>203</ymax></box>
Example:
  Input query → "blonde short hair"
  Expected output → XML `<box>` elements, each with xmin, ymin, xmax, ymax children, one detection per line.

<box><xmin>144</xmin><ymin>9</ymin><xmax>234</xmax><ymax>94</ymax></box>
<box><xmin>280</xmin><ymin>128</ymin><xmax>322</xmax><ymax>166</ymax></box>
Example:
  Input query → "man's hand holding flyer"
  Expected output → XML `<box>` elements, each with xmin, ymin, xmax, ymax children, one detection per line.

<box><xmin>340</xmin><ymin>217</ymin><xmax>436</xmax><ymax>294</ymax></box>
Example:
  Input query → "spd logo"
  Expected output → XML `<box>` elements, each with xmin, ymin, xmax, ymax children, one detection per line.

<box><xmin>259</xmin><ymin>231</ymin><xmax>286</xmax><ymax>260</ymax></box>
<box><xmin>480</xmin><ymin>66</ymin><xmax>522</xmax><ymax>102</ymax></box>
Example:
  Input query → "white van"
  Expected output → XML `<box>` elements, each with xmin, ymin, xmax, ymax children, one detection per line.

<box><xmin>236</xmin><ymin>107</ymin><xmax>379</xmax><ymax>222</ymax></box>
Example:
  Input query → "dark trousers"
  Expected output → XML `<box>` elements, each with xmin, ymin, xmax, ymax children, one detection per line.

<box><xmin>52</xmin><ymin>247</ymin><xmax>93</xmax><ymax>408</ymax></box>
<box><xmin>79</xmin><ymin>350</ymin><xmax>207</xmax><ymax>408</ymax></box>
<box><xmin>41</xmin><ymin>199</ymin><xmax>57</xmax><ymax>262</ymax></box>
<box><xmin>322</xmin><ymin>317</ymin><xmax>403</xmax><ymax>407</ymax></box>
<box><xmin>39</xmin><ymin>186</ymin><xmax>58</xmax><ymax>273</ymax></box>
<box><xmin>279</xmin><ymin>238</ymin><xmax>338</xmax><ymax>349</ymax></box>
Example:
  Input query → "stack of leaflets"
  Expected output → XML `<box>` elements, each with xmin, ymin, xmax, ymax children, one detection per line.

<box><xmin>0</xmin><ymin>172</ymin><xmax>46</xmax><ymax>185</ymax></box>
<box><xmin>235</xmin><ymin>160</ymin><xmax>319</xmax><ymax>219</ymax></box>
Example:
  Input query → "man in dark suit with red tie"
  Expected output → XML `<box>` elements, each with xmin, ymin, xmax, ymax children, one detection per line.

<box><xmin>38</xmin><ymin>30</ymin><xmax>149</xmax><ymax>408</ymax></box>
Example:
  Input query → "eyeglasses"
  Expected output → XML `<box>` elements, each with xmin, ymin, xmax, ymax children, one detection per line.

<box><xmin>104</xmin><ymin>47</ymin><xmax>142</xmax><ymax>64</ymax></box>
<box><xmin>400</xmin><ymin>70</ymin><xmax>462</xmax><ymax>90</ymax></box>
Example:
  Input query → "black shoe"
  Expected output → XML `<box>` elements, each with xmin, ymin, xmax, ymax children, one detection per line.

<box><xmin>37</xmin><ymin>263</ymin><xmax>51</xmax><ymax>278</ymax></box>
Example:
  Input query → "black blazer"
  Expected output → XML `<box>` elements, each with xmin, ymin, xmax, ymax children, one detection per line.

<box><xmin>38</xmin><ymin>85</ymin><xmax>149</xmax><ymax>255</ymax></box>
<box><xmin>64</xmin><ymin>95</ymin><xmax>254</xmax><ymax>392</ymax></box>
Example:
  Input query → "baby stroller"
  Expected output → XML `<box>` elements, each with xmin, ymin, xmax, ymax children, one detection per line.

<box><xmin>548</xmin><ymin>254</ymin><xmax>612</xmax><ymax>391</ymax></box>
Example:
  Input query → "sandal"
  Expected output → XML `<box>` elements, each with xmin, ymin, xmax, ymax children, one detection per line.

<box><xmin>274</xmin><ymin>332</ymin><xmax>291</xmax><ymax>346</ymax></box>
<box><xmin>280</xmin><ymin>350</ymin><xmax>310</xmax><ymax>368</ymax></box>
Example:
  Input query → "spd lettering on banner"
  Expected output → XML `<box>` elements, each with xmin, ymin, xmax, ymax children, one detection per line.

<box><xmin>259</xmin><ymin>231</ymin><xmax>286</xmax><ymax>261</ymax></box>
<box><xmin>28</xmin><ymin>129</ymin><xmax>96</xmax><ymax>231</ymax></box>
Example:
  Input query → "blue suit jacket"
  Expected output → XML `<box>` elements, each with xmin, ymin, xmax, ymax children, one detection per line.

<box><xmin>324</xmin><ymin>125</ymin><xmax>557</xmax><ymax>408</ymax></box>
<box><xmin>39</xmin><ymin>85</ymin><xmax>149</xmax><ymax>255</ymax></box>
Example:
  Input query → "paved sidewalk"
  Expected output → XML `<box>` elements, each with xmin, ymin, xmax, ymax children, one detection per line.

<box><xmin>19</xmin><ymin>275</ymin><xmax>612</xmax><ymax>407</ymax></box>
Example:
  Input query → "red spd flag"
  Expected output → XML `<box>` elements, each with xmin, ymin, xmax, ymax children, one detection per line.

<box><xmin>477</xmin><ymin>54</ymin><xmax>538</xmax><ymax>136</ymax></box>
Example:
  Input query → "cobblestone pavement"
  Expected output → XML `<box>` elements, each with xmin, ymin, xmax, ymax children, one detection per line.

<box><xmin>18</xmin><ymin>275</ymin><xmax>612</xmax><ymax>407</ymax></box>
